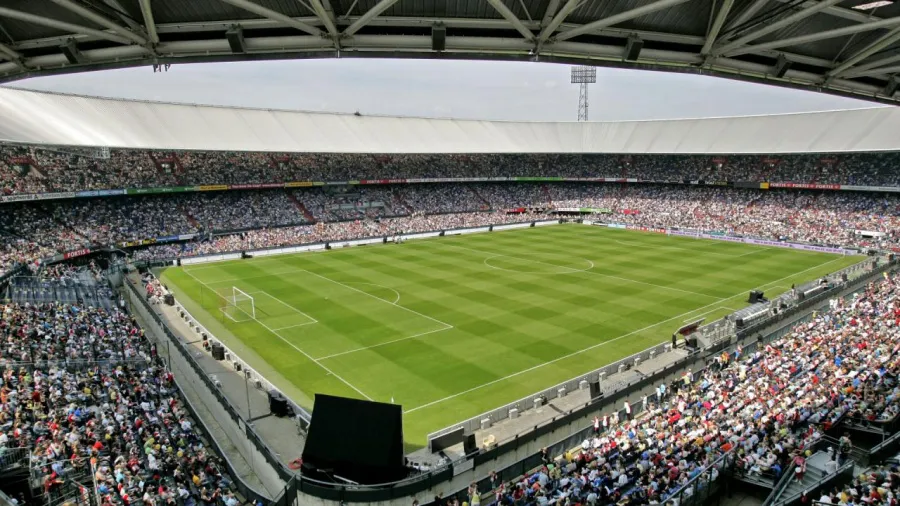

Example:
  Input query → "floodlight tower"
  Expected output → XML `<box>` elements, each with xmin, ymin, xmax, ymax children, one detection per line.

<box><xmin>570</xmin><ymin>66</ymin><xmax>597</xmax><ymax>121</ymax></box>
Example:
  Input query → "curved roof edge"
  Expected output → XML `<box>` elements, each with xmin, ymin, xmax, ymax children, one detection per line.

<box><xmin>1</xmin><ymin>86</ymin><xmax>898</xmax><ymax>154</ymax></box>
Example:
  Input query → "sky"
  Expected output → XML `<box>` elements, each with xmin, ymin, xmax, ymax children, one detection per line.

<box><xmin>12</xmin><ymin>58</ymin><xmax>881</xmax><ymax>122</ymax></box>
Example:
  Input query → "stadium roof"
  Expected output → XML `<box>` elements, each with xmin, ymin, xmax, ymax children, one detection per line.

<box><xmin>2</xmin><ymin>1</ymin><xmax>900</xmax><ymax>105</ymax></box>
<box><xmin>2</xmin><ymin>86</ymin><xmax>900</xmax><ymax>153</ymax></box>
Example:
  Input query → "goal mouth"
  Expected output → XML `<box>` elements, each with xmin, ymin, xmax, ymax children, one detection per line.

<box><xmin>221</xmin><ymin>286</ymin><xmax>256</xmax><ymax>322</ymax></box>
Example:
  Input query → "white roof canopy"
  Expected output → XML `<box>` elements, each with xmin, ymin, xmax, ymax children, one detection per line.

<box><xmin>1</xmin><ymin>86</ymin><xmax>899</xmax><ymax>154</ymax></box>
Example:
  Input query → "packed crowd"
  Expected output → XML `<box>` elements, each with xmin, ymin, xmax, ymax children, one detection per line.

<box><xmin>809</xmin><ymin>464</ymin><xmax>900</xmax><ymax>505</ymax></box>
<box><xmin>5</xmin><ymin>145</ymin><xmax>900</xmax><ymax>194</ymax></box>
<box><xmin>2</xmin><ymin>183</ymin><xmax>899</xmax><ymax>269</ymax></box>
<box><xmin>475</xmin><ymin>270</ymin><xmax>900</xmax><ymax>506</ymax></box>
<box><xmin>0</xmin><ymin>301</ymin><xmax>240</xmax><ymax>506</ymax></box>
<box><xmin>132</xmin><ymin>211</ymin><xmax>542</xmax><ymax>260</ymax></box>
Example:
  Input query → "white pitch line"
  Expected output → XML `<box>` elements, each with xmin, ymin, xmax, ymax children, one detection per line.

<box><xmin>249</xmin><ymin>290</ymin><xmax>319</xmax><ymax>324</ymax></box>
<box><xmin>301</xmin><ymin>270</ymin><xmax>455</xmax><ymax>329</ymax></box>
<box><xmin>344</xmin><ymin>282</ymin><xmax>402</xmax><ymax>305</ymax></box>
<box><xmin>271</xmin><ymin>322</ymin><xmax>318</xmax><ymax>331</ymax></box>
<box><xmin>181</xmin><ymin>268</ymin><xmax>372</xmax><ymax>400</ymax></box>
<box><xmin>403</xmin><ymin>295</ymin><xmax>731</xmax><ymax>414</ymax></box>
<box><xmin>403</xmin><ymin>254</ymin><xmax>852</xmax><ymax>415</ymax></box>
<box><xmin>444</xmin><ymin>243</ymin><xmax>723</xmax><ymax>301</ymax></box>
<box><xmin>316</xmin><ymin>326</ymin><xmax>454</xmax><ymax>360</ymax></box>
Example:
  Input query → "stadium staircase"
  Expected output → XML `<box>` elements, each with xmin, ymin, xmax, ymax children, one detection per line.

<box><xmin>287</xmin><ymin>192</ymin><xmax>317</xmax><ymax>221</ymax></box>
<box><xmin>540</xmin><ymin>184</ymin><xmax>553</xmax><ymax>206</ymax></box>
<box><xmin>390</xmin><ymin>188</ymin><xmax>415</xmax><ymax>214</ymax></box>
<box><xmin>468</xmin><ymin>185</ymin><xmax>492</xmax><ymax>210</ymax></box>
<box><xmin>182</xmin><ymin>206</ymin><xmax>200</xmax><ymax>228</ymax></box>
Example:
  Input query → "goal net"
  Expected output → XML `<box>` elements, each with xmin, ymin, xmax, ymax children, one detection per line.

<box><xmin>221</xmin><ymin>287</ymin><xmax>256</xmax><ymax>323</ymax></box>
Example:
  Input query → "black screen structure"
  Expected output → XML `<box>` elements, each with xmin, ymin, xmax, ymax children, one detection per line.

<box><xmin>301</xmin><ymin>394</ymin><xmax>406</xmax><ymax>484</ymax></box>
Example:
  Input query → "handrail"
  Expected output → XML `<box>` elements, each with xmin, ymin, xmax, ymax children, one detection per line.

<box><xmin>763</xmin><ymin>462</ymin><xmax>797</xmax><ymax>506</ymax></box>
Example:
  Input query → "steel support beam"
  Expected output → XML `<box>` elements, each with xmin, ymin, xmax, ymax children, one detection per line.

<box><xmin>842</xmin><ymin>62</ymin><xmax>900</xmax><ymax>78</ymax></box>
<box><xmin>342</xmin><ymin>0</ymin><xmax>400</xmax><ymax>37</ymax></box>
<box><xmin>485</xmin><ymin>0</ymin><xmax>535</xmax><ymax>41</ymax></box>
<box><xmin>828</xmin><ymin>26</ymin><xmax>900</xmax><ymax>77</ymax></box>
<box><xmin>538</xmin><ymin>0</ymin><xmax>581</xmax><ymax>43</ymax></box>
<box><xmin>138</xmin><ymin>0</ymin><xmax>159</xmax><ymax>44</ymax></box>
<box><xmin>701</xmin><ymin>0</ymin><xmax>735</xmax><ymax>55</ymax></box>
<box><xmin>771</xmin><ymin>0</ymin><xmax>880</xmax><ymax>24</ymax></box>
<box><xmin>840</xmin><ymin>53</ymin><xmax>900</xmax><ymax>78</ymax></box>
<box><xmin>722</xmin><ymin>0</ymin><xmax>768</xmax><ymax>33</ymax></box>
<box><xmin>554</xmin><ymin>0</ymin><xmax>693</xmax><ymax>42</ymax></box>
<box><xmin>217</xmin><ymin>0</ymin><xmax>323</xmax><ymax>37</ymax></box>
<box><xmin>726</xmin><ymin>14</ymin><xmax>900</xmax><ymax>56</ymax></box>
<box><xmin>713</xmin><ymin>0</ymin><xmax>843</xmax><ymax>56</ymax></box>
<box><xmin>0</xmin><ymin>41</ymin><xmax>26</xmax><ymax>69</ymax></box>
<box><xmin>307</xmin><ymin>0</ymin><xmax>339</xmax><ymax>40</ymax></box>
<box><xmin>540</xmin><ymin>0</ymin><xmax>561</xmax><ymax>29</ymax></box>
<box><xmin>50</xmin><ymin>0</ymin><xmax>147</xmax><ymax>45</ymax></box>
<box><xmin>0</xmin><ymin>6</ymin><xmax>134</xmax><ymax>45</ymax></box>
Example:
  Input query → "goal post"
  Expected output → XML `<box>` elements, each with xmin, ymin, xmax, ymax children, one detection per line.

<box><xmin>221</xmin><ymin>287</ymin><xmax>256</xmax><ymax>322</ymax></box>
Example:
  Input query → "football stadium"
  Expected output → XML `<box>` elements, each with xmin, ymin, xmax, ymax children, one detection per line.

<box><xmin>3</xmin><ymin>1</ymin><xmax>900</xmax><ymax>506</ymax></box>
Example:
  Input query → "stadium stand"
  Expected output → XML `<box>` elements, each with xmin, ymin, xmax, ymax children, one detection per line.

<box><xmin>5</xmin><ymin>147</ymin><xmax>900</xmax><ymax>194</ymax></box>
<box><xmin>0</xmin><ymin>266</ymin><xmax>245</xmax><ymax>506</ymax></box>
<box><xmin>3</xmin><ymin>142</ymin><xmax>900</xmax><ymax>506</ymax></box>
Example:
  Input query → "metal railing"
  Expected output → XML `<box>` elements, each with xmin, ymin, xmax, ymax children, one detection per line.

<box><xmin>0</xmin><ymin>447</ymin><xmax>30</xmax><ymax>472</ymax></box>
<box><xmin>665</xmin><ymin>448</ymin><xmax>738</xmax><ymax>506</ymax></box>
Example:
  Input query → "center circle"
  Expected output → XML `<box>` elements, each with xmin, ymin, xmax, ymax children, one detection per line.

<box><xmin>483</xmin><ymin>255</ymin><xmax>594</xmax><ymax>274</ymax></box>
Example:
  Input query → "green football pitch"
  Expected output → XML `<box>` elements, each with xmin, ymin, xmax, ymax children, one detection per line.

<box><xmin>159</xmin><ymin>224</ymin><xmax>861</xmax><ymax>447</ymax></box>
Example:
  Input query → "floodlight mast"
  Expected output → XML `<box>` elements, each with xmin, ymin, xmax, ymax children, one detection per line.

<box><xmin>570</xmin><ymin>66</ymin><xmax>597</xmax><ymax>121</ymax></box>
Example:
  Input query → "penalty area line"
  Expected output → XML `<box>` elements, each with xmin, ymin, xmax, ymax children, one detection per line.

<box><xmin>181</xmin><ymin>268</ymin><xmax>372</xmax><ymax>401</ymax></box>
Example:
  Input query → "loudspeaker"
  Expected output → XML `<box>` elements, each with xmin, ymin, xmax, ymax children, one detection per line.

<box><xmin>211</xmin><ymin>343</ymin><xmax>225</xmax><ymax>361</ymax></box>
<box><xmin>624</xmin><ymin>35</ymin><xmax>643</xmax><ymax>61</ymax></box>
<box><xmin>226</xmin><ymin>26</ymin><xmax>246</xmax><ymax>53</ymax></box>
<box><xmin>589</xmin><ymin>381</ymin><xmax>602</xmax><ymax>400</ymax></box>
<box><xmin>268</xmin><ymin>390</ymin><xmax>289</xmax><ymax>417</ymax></box>
<box><xmin>463</xmin><ymin>433</ymin><xmax>477</xmax><ymax>455</ymax></box>
<box><xmin>432</xmin><ymin>24</ymin><xmax>446</xmax><ymax>51</ymax></box>
<box><xmin>164</xmin><ymin>294</ymin><xmax>175</xmax><ymax>306</ymax></box>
